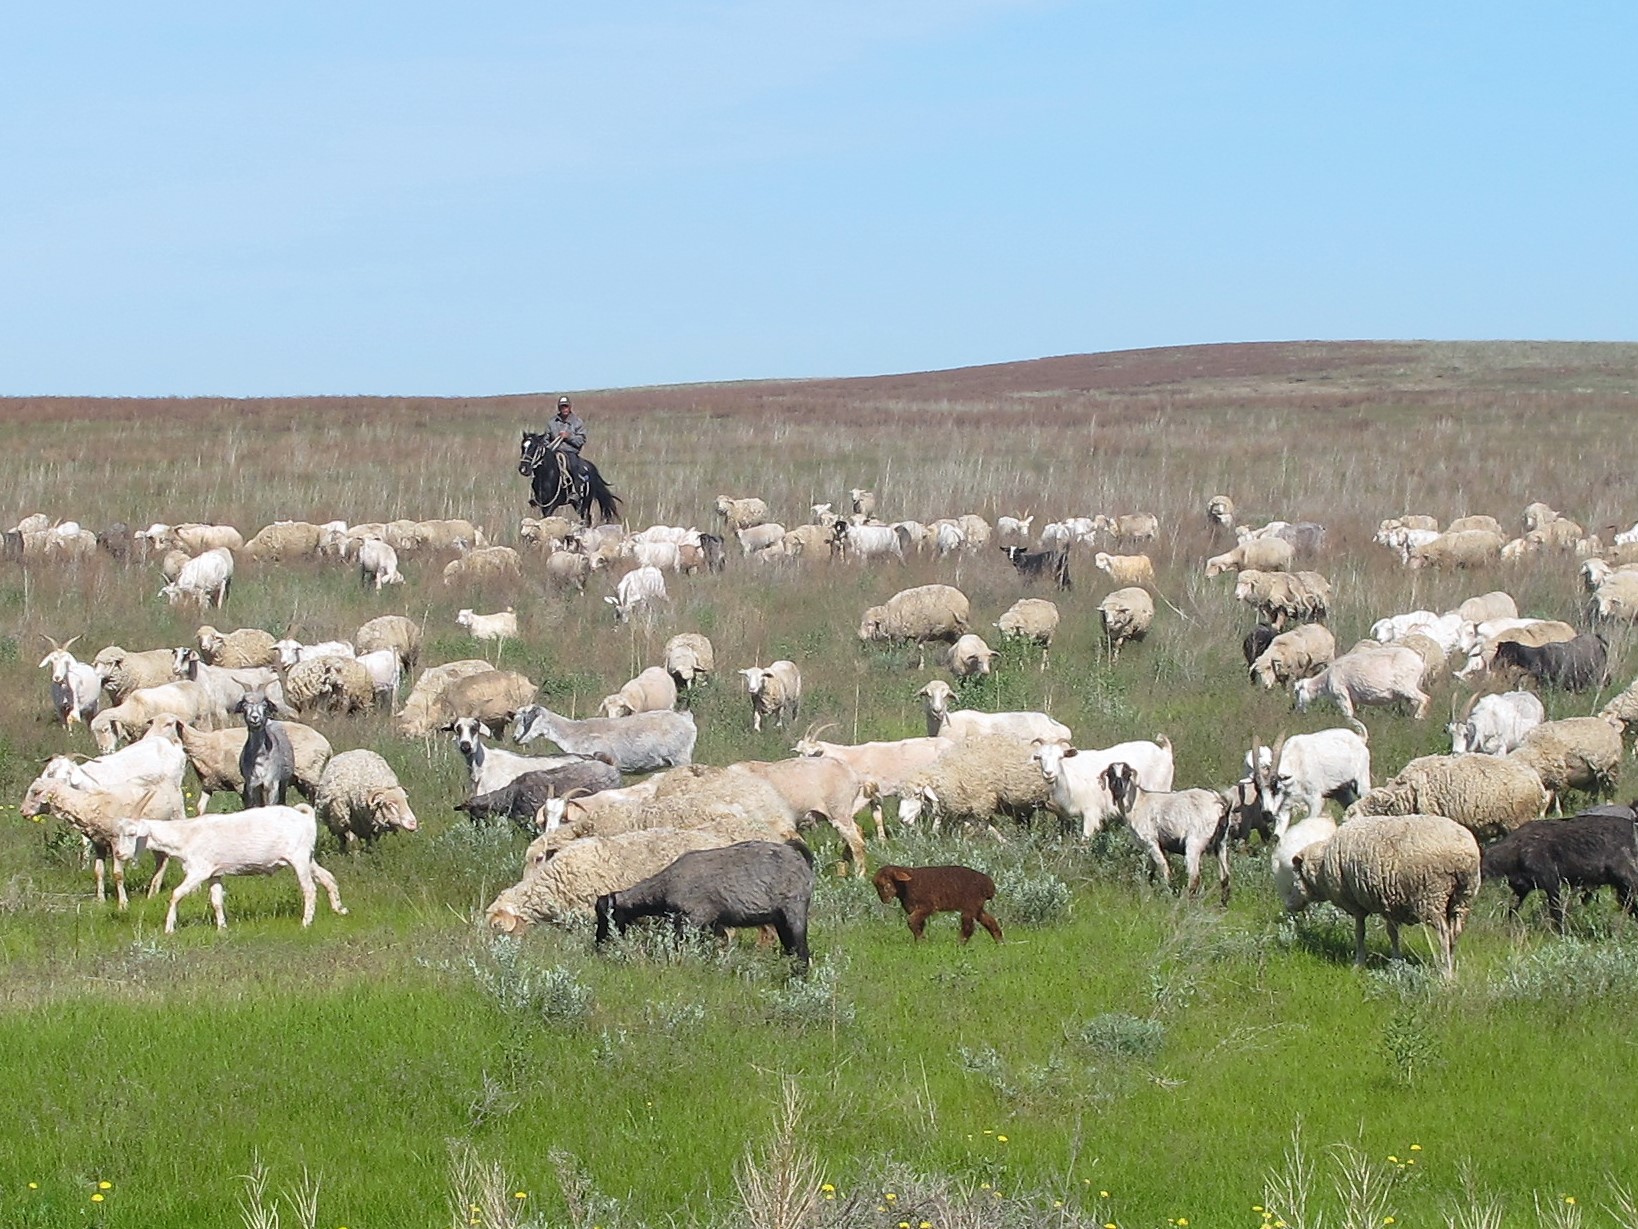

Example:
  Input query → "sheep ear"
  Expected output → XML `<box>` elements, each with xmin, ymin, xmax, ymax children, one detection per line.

<box><xmin>890</xmin><ymin>868</ymin><xmax>913</xmax><ymax>883</ymax></box>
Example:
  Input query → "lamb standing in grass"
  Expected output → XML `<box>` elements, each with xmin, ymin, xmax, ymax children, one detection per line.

<box><xmin>114</xmin><ymin>804</ymin><xmax>347</xmax><ymax>932</ymax></box>
<box><xmin>873</xmin><ymin>864</ymin><xmax>1002</xmax><ymax>943</ymax></box>
<box><xmin>1285</xmin><ymin>813</ymin><xmax>1481</xmax><ymax>976</ymax></box>
<box><xmin>1098</xmin><ymin>587</ymin><xmax>1154</xmax><ymax>659</ymax></box>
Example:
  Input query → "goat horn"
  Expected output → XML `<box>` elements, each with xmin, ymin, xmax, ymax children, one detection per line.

<box><xmin>1458</xmin><ymin>689</ymin><xmax>1481</xmax><ymax>721</ymax></box>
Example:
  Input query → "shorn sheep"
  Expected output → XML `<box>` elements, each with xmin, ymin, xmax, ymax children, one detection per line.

<box><xmin>873</xmin><ymin>864</ymin><xmax>1002</xmax><ymax>943</ymax></box>
<box><xmin>1293</xmin><ymin>646</ymin><xmax>1430</xmax><ymax>720</ymax></box>
<box><xmin>599</xmin><ymin>666</ymin><xmax>679</xmax><ymax>718</ymax></box>
<box><xmin>595</xmin><ymin>840</ymin><xmax>816</xmax><ymax>973</ymax></box>
<box><xmin>114</xmin><ymin>805</ymin><xmax>347</xmax><ymax>932</ymax></box>
<box><xmin>1285</xmin><ymin>813</ymin><xmax>1481</xmax><ymax>976</ymax></box>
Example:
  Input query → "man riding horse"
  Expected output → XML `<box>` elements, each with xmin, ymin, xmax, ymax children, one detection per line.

<box><xmin>519</xmin><ymin>395</ymin><xmax>622</xmax><ymax>524</ymax></box>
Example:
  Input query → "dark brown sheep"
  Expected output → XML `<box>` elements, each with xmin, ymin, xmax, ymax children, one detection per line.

<box><xmin>872</xmin><ymin>863</ymin><xmax>1002</xmax><ymax>943</ymax></box>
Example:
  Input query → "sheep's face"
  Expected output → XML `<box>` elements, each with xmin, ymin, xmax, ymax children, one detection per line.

<box><xmin>19</xmin><ymin>780</ymin><xmax>54</xmax><ymax>819</ymax></box>
<box><xmin>897</xmin><ymin>790</ymin><xmax>931</xmax><ymax>826</ymax></box>
<box><xmin>370</xmin><ymin>788</ymin><xmax>418</xmax><ymax>833</ymax></box>
<box><xmin>871</xmin><ymin>866</ymin><xmax>909</xmax><ymax>903</ymax></box>
<box><xmin>485</xmin><ymin>897</ymin><xmax>530</xmax><ymax>936</ymax></box>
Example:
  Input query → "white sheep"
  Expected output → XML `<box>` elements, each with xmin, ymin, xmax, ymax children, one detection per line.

<box><xmin>1250</xmin><ymin>624</ymin><xmax>1336</xmax><ymax>689</ymax></box>
<box><xmin>456</xmin><ymin>607</ymin><xmax>518</xmax><ymax>645</ymax></box>
<box><xmin>946</xmin><ymin>633</ymin><xmax>999</xmax><ymax>680</ymax></box>
<box><xmin>1507</xmin><ymin>718</ymin><xmax>1624</xmax><ymax>814</ymax></box>
<box><xmin>600</xmin><ymin>666</ymin><xmax>679</xmax><ymax>718</ymax></box>
<box><xmin>1205</xmin><ymin>537</ymin><xmax>1293</xmax><ymax>577</ymax></box>
<box><xmin>859</xmin><ymin>584</ymin><xmax>970</xmax><ymax>665</ymax></box>
<box><xmin>995</xmin><ymin>597</ymin><xmax>1059</xmax><ymax>670</ymax></box>
<box><xmin>1285</xmin><ymin>813</ymin><xmax>1480</xmax><ymax>976</ymax></box>
<box><xmin>917</xmin><ymin>679</ymin><xmax>1069</xmax><ymax>745</ymax></box>
<box><xmin>741</xmin><ymin>661</ymin><xmax>801</xmax><ymax>732</ymax></box>
<box><xmin>313</xmin><ymin>749</ymin><xmax>419</xmax><ymax>849</ymax></box>
<box><xmin>663</xmin><ymin>633</ymin><xmax>715</xmax><ymax>692</ymax></box>
<box><xmin>1098</xmin><ymin>587</ymin><xmax>1154</xmax><ymax>658</ymax></box>
<box><xmin>114</xmin><ymin>804</ymin><xmax>347</xmax><ymax>932</ymax></box>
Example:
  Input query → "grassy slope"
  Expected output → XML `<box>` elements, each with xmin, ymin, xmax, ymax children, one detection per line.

<box><xmin>3</xmin><ymin>342</ymin><xmax>1638</xmax><ymax>1226</ymax></box>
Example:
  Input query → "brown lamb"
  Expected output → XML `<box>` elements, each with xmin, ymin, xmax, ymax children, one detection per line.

<box><xmin>873</xmin><ymin>863</ymin><xmax>1002</xmax><ymax>943</ymax></box>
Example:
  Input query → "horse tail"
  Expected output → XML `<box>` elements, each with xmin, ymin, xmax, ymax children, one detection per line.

<box><xmin>588</xmin><ymin>469</ymin><xmax>622</xmax><ymax>524</ymax></box>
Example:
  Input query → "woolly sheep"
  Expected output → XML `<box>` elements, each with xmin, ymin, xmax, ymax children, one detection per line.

<box><xmin>196</xmin><ymin>625</ymin><xmax>278</xmax><ymax>670</ymax></box>
<box><xmin>946</xmin><ymin>633</ymin><xmax>1000</xmax><ymax>680</ymax></box>
<box><xmin>21</xmin><ymin>776</ymin><xmax>187</xmax><ymax>907</ymax></box>
<box><xmin>429</xmin><ymin>670</ymin><xmax>537</xmax><ymax>731</ymax></box>
<box><xmin>663</xmin><ymin>633</ymin><xmax>715</xmax><ymax>692</ymax></box>
<box><xmin>313</xmin><ymin>749</ymin><xmax>419</xmax><ymax>849</ymax></box>
<box><xmin>896</xmin><ymin>735</ymin><xmax>1053</xmax><ymax>832</ymax></box>
<box><xmin>1206</xmin><ymin>495</ymin><xmax>1236</xmax><ymax>528</ymax></box>
<box><xmin>352</xmin><ymin>614</ymin><xmax>421</xmax><ymax>673</ymax></box>
<box><xmin>489</xmin><ymin>828</ymin><xmax>767</xmax><ymax>934</ymax></box>
<box><xmin>600</xmin><ymin>666</ymin><xmax>679</xmax><ymax>718</ymax></box>
<box><xmin>714</xmin><ymin>495</ymin><xmax>770</xmax><ymax>532</ymax></box>
<box><xmin>1407</xmin><ymin>529</ymin><xmax>1504</xmax><ymax>570</ymax></box>
<box><xmin>1205</xmin><ymin>537</ymin><xmax>1293</xmax><ymax>577</ymax></box>
<box><xmin>156</xmin><ymin>715</ymin><xmax>331</xmax><ymax>815</ymax></box>
<box><xmin>1236</xmin><ymin>569</ymin><xmax>1332</xmax><ymax>627</ymax></box>
<box><xmin>545</xmin><ymin>548</ymin><xmax>595</xmax><ymax>592</ymax></box>
<box><xmin>284</xmin><ymin>655</ymin><xmax>376</xmax><ymax>715</ymax></box>
<box><xmin>1506</xmin><ymin>718</ymin><xmax>1623</xmax><ymax>813</ymax></box>
<box><xmin>1349</xmin><ymin>753</ymin><xmax>1548</xmax><ymax>841</ymax></box>
<box><xmin>393</xmin><ymin>659</ymin><xmax>495</xmax><ymax>737</ymax></box>
<box><xmin>1098</xmin><ymin>587</ymin><xmax>1154</xmax><ymax>658</ymax></box>
<box><xmin>441</xmin><ymin>545</ymin><xmax>522</xmax><ymax>586</ymax></box>
<box><xmin>858</xmin><ymin>584</ymin><xmax>970</xmax><ymax>663</ymax></box>
<box><xmin>114</xmin><ymin>804</ymin><xmax>347</xmax><ymax>932</ymax></box>
<box><xmin>94</xmin><ymin>645</ymin><xmax>179</xmax><ymax>703</ymax></box>
<box><xmin>994</xmin><ymin>597</ymin><xmax>1058</xmax><ymax>669</ymax></box>
<box><xmin>1288</xmin><ymin>813</ymin><xmax>1480</xmax><ymax>976</ymax></box>
<box><xmin>90</xmin><ymin>680</ymin><xmax>221</xmax><ymax>753</ymax></box>
<box><xmin>243</xmin><ymin>520</ymin><xmax>325</xmax><ymax>562</ymax></box>
<box><xmin>1250</xmin><ymin>624</ymin><xmax>1336</xmax><ymax>689</ymax></box>
<box><xmin>1454</xmin><ymin>591</ymin><xmax>1518</xmax><ymax>625</ymax></box>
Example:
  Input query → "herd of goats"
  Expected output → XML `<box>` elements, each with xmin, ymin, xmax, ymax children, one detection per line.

<box><xmin>13</xmin><ymin>485</ymin><xmax>1638</xmax><ymax>977</ymax></box>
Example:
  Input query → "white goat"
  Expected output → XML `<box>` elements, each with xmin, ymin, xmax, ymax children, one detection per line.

<box><xmin>604</xmin><ymin>565</ymin><xmax>668</xmax><ymax>623</ymax></box>
<box><xmin>448</xmin><ymin>716</ymin><xmax>582</xmax><ymax>795</ymax></box>
<box><xmin>1031</xmin><ymin>738</ymin><xmax>1175</xmax><ymax>838</ymax></box>
<box><xmin>160</xmin><ymin>547</ymin><xmax>234</xmax><ymax>608</ymax></box>
<box><xmin>114</xmin><ymin>805</ymin><xmax>347</xmax><ymax>932</ymax></box>
<box><xmin>38</xmin><ymin>635</ymin><xmax>101</xmax><ymax>726</ymax></box>
<box><xmin>456</xmin><ymin>608</ymin><xmax>518</xmax><ymax>644</ymax></box>
<box><xmin>1247</xmin><ymin>727</ymin><xmax>1372</xmax><ymax>836</ymax></box>
<box><xmin>1448</xmin><ymin>691</ymin><xmax>1546</xmax><ymax>756</ymax></box>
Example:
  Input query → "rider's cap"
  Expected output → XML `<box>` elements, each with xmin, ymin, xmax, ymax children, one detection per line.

<box><xmin>558</xmin><ymin>396</ymin><xmax>571</xmax><ymax>407</ymax></box>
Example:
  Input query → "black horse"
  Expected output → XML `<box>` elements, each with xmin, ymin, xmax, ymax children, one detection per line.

<box><xmin>518</xmin><ymin>432</ymin><xmax>622</xmax><ymax>525</ymax></box>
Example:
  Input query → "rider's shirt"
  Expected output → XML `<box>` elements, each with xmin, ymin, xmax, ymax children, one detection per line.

<box><xmin>549</xmin><ymin>411</ymin><xmax>586</xmax><ymax>452</ymax></box>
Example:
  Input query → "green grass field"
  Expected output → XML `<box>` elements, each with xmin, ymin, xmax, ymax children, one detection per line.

<box><xmin>5</xmin><ymin>342</ymin><xmax>1638</xmax><ymax>1228</ymax></box>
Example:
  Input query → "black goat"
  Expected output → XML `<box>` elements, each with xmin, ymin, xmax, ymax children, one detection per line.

<box><xmin>1492</xmin><ymin>633</ymin><xmax>1608</xmax><ymax>692</ymax></box>
<box><xmin>1242</xmin><ymin>623</ymin><xmax>1277</xmax><ymax>667</ymax></box>
<box><xmin>1481</xmin><ymin>811</ymin><xmax>1638</xmax><ymax>930</ymax></box>
<box><xmin>595</xmin><ymin>840</ymin><xmax>815</xmax><ymax>972</ymax></box>
<box><xmin>1003</xmin><ymin>546</ymin><xmax>1071</xmax><ymax>591</ymax></box>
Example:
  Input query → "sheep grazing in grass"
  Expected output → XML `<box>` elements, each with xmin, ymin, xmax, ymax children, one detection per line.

<box><xmin>995</xmin><ymin>598</ymin><xmax>1058</xmax><ymax>670</ymax></box>
<box><xmin>1349</xmin><ymin>753</ymin><xmax>1548</xmax><ymax>841</ymax></box>
<box><xmin>243</xmin><ymin>520</ymin><xmax>325</xmax><ymax>562</ymax></box>
<box><xmin>1293</xmin><ymin>646</ymin><xmax>1430</xmax><ymax>721</ymax></box>
<box><xmin>1250</xmin><ymin>624</ymin><xmax>1335</xmax><ymax>689</ymax></box>
<box><xmin>946</xmin><ymin>633</ymin><xmax>999</xmax><ymax>680</ymax></box>
<box><xmin>441</xmin><ymin>545</ymin><xmax>523</xmax><ymax>586</ymax></box>
<box><xmin>1286</xmin><ymin>813</ymin><xmax>1481</xmax><ymax>976</ymax></box>
<box><xmin>312</xmin><ymin>750</ymin><xmax>419</xmax><ymax>849</ymax></box>
<box><xmin>114</xmin><ymin>805</ymin><xmax>347</xmax><ymax>933</ymax></box>
<box><xmin>1098</xmin><ymin>588</ymin><xmax>1154</xmax><ymax>659</ymax></box>
<box><xmin>456</xmin><ymin>607</ymin><xmax>517</xmax><ymax>648</ymax></box>
<box><xmin>595</xmin><ymin>840</ymin><xmax>816</xmax><ymax>973</ymax></box>
<box><xmin>896</xmin><ymin>734</ymin><xmax>1054</xmax><ymax>831</ymax></box>
<box><xmin>859</xmin><ymin>584</ymin><xmax>970</xmax><ymax>665</ymax></box>
<box><xmin>1506</xmin><ymin>717</ymin><xmax>1624</xmax><ymax>814</ymax></box>
<box><xmin>195</xmin><ymin>625</ymin><xmax>278</xmax><ymax>670</ymax></box>
<box><xmin>740</xmin><ymin>661</ymin><xmax>802</xmax><ymax>733</ymax></box>
<box><xmin>1406</xmin><ymin>529</ymin><xmax>1504</xmax><ymax>570</ymax></box>
<box><xmin>21</xmin><ymin>777</ymin><xmax>187</xmax><ymax>907</ymax></box>
<box><xmin>873</xmin><ymin>864</ymin><xmax>1001</xmax><ymax>943</ymax></box>
<box><xmin>1481</xmin><ymin>812</ymin><xmax>1638</xmax><ymax>930</ymax></box>
<box><xmin>600</xmin><ymin>666</ymin><xmax>679</xmax><ymax>718</ymax></box>
<box><xmin>392</xmin><ymin>660</ymin><xmax>507</xmax><ymax>738</ymax></box>
<box><xmin>357</xmin><ymin>537</ymin><xmax>405</xmax><ymax>590</ymax></box>
<box><xmin>1205</xmin><ymin>537</ymin><xmax>1293</xmax><ymax>577</ymax></box>
<box><xmin>714</xmin><ymin>495</ymin><xmax>770</xmax><ymax>532</ymax></box>
<box><xmin>917</xmin><ymin>679</ymin><xmax>1069</xmax><ymax>745</ymax></box>
<box><xmin>663</xmin><ymin>633</ymin><xmax>715</xmax><ymax>695</ymax></box>
<box><xmin>94</xmin><ymin>645</ymin><xmax>179</xmax><ymax>703</ymax></box>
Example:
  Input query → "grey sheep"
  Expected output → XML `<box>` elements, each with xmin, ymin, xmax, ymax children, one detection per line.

<box><xmin>595</xmin><ymin>840</ymin><xmax>815</xmax><ymax>973</ymax></box>
<box><xmin>1480</xmin><ymin>811</ymin><xmax>1638</xmax><ymax>930</ymax></box>
<box><xmin>1348</xmin><ymin>753</ymin><xmax>1548</xmax><ymax>841</ymax></box>
<box><xmin>1287</xmin><ymin>813</ymin><xmax>1480</xmax><ymax>976</ymax></box>
<box><xmin>313</xmin><ymin>749</ymin><xmax>419</xmax><ymax>849</ymax></box>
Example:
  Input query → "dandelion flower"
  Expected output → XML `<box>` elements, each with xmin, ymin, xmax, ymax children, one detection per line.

<box><xmin>99</xmin><ymin>1181</ymin><xmax>112</xmax><ymax>1189</ymax></box>
<box><xmin>1409</xmin><ymin>1144</ymin><xmax>1421</xmax><ymax>1151</ymax></box>
<box><xmin>899</xmin><ymin>1222</ymin><xmax>909</xmax><ymax>1229</ymax></box>
<box><xmin>1384</xmin><ymin>1219</ymin><xmax>1396</xmax><ymax>1226</ymax></box>
<box><xmin>1565</xmin><ymin>1197</ymin><xmax>1577</xmax><ymax>1206</ymax></box>
<box><xmin>28</xmin><ymin>1183</ymin><xmax>38</xmax><ymax>1190</ymax></box>
<box><xmin>91</xmin><ymin>1193</ymin><xmax>104</xmax><ymax>1203</ymax></box>
<box><xmin>997</xmin><ymin>1135</ymin><xmax>1009</xmax><ymax>1143</ymax></box>
<box><xmin>1178</xmin><ymin>1219</ymin><xmax>1189</xmax><ymax>1226</ymax></box>
<box><xmin>1100</xmin><ymin>1191</ymin><xmax>1111</xmax><ymax>1199</ymax></box>
<box><xmin>1387</xmin><ymin>1155</ymin><xmax>1399</xmax><ymax>1164</ymax></box>
<box><xmin>514</xmin><ymin>1191</ymin><xmax>527</xmax><ymax>1200</ymax></box>
<box><xmin>885</xmin><ymin>1192</ymin><xmax>897</xmax><ymax>1201</ymax></box>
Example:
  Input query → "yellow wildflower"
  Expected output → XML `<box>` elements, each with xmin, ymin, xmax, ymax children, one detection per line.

<box><xmin>91</xmin><ymin>1193</ymin><xmax>104</xmax><ymax>1203</ymax></box>
<box><xmin>997</xmin><ymin>1134</ymin><xmax>1009</xmax><ymax>1143</ymax></box>
<box><xmin>99</xmin><ymin>1182</ymin><xmax>112</xmax><ymax>1190</ymax></box>
<box><xmin>1409</xmin><ymin>1144</ymin><xmax>1421</xmax><ymax>1151</ymax></box>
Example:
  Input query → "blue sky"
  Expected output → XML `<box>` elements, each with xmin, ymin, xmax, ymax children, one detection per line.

<box><xmin>4</xmin><ymin>2</ymin><xmax>1634</xmax><ymax>395</ymax></box>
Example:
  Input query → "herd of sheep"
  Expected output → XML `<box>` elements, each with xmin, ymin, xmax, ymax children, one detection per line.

<box><xmin>13</xmin><ymin>484</ymin><xmax>1638</xmax><ymax>977</ymax></box>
